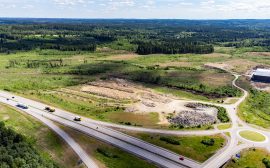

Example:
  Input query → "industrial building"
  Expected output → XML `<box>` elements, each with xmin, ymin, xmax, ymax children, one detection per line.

<box><xmin>252</xmin><ymin>68</ymin><xmax>270</xmax><ymax>83</ymax></box>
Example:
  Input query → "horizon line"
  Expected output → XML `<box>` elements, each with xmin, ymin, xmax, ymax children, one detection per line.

<box><xmin>1</xmin><ymin>17</ymin><xmax>270</xmax><ymax>20</ymax></box>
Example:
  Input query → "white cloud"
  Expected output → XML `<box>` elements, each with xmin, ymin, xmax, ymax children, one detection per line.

<box><xmin>53</xmin><ymin>0</ymin><xmax>86</xmax><ymax>6</ymax></box>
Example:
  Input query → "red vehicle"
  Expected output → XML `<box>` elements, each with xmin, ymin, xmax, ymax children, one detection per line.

<box><xmin>179</xmin><ymin>157</ymin><xmax>184</xmax><ymax>161</ymax></box>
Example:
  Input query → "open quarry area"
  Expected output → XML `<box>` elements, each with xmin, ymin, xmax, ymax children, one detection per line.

<box><xmin>80</xmin><ymin>78</ymin><xmax>219</xmax><ymax>126</ymax></box>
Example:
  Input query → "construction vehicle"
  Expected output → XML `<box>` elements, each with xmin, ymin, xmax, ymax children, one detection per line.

<box><xmin>44</xmin><ymin>107</ymin><xmax>55</xmax><ymax>112</ymax></box>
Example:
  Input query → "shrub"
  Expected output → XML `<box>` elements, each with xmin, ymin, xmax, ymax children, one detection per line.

<box><xmin>201</xmin><ymin>138</ymin><xmax>215</xmax><ymax>146</ymax></box>
<box><xmin>160</xmin><ymin>137</ymin><xmax>180</xmax><ymax>145</ymax></box>
<box><xmin>97</xmin><ymin>148</ymin><xmax>119</xmax><ymax>158</ymax></box>
<box><xmin>263</xmin><ymin>158</ymin><xmax>270</xmax><ymax>168</ymax></box>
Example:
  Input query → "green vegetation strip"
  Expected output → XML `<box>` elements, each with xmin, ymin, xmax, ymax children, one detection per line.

<box><xmin>124</xmin><ymin>132</ymin><xmax>226</xmax><ymax>162</ymax></box>
<box><xmin>239</xmin><ymin>89</ymin><xmax>270</xmax><ymax>128</ymax></box>
<box><xmin>239</xmin><ymin>130</ymin><xmax>266</xmax><ymax>142</ymax></box>
<box><xmin>217</xmin><ymin>124</ymin><xmax>232</xmax><ymax>130</ymax></box>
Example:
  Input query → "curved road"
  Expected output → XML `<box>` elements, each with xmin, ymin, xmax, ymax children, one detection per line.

<box><xmin>0</xmin><ymin>92</ymin><xmax>199</xmax><ymax>168</ymax></box>
<box><xmin>0</xmin><ymin>68</ymin><xmax>269</xmax><ymax>168</ymax></box>
<box><xmin>0</xmin><ymin>96</ymin><xmax>98</xmax><ymax>168</ymax></box>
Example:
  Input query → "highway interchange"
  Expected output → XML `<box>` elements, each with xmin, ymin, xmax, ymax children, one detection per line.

<box><xmin>0</xmin><ymin>69</ymin><xmax>270</xmax><ymax>168</ymax></box>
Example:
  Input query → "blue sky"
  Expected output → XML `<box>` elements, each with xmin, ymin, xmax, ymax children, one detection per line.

<box><xmin>0</xmin><ymin>0</ymin><xmax>270</xmax><ymax>19</ymax></box>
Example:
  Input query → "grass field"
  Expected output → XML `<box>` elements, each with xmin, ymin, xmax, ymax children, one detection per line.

<box><xmin>239</xmin><ymin>131</ymin><xmax>266</xmax><ymax>142</ymax></box>
<box><xmin>61</xmin><ymin>126</ymin><xmax>157</xmax><ymax>168</ymax></box>
<box><xmin>225</xmin><ymin>148</ymin><xmax>270</xmax><ymax>168</ymax></box>
<box><xmin>217</xmin><ymin>124</ymin><xmax>232</xmax><ymax>130</ymax></box>
<box><xmin>0</xmin><ymin>48</ymin><xmax>267</xmax><ymax>129</ymax></box>
<box><xmin>238</xmin><ymin>90</ymin><xmax>270</xmax><ymax>128</ymax></box>
<box><xmin>121</xmin><ymin>132</ymin><xmax>226</xmax><ymax>162</ymax></box>
<box><xmin>0</xmin><ymin>103</ymin><xmax>83</xmax><ymax>168</ymax></box>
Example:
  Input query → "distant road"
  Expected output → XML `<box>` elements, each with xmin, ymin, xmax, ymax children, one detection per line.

<box><xmin>0</xmin><ymin>91</ymin><xmax>200</xmax><ymax>168</ymax></box>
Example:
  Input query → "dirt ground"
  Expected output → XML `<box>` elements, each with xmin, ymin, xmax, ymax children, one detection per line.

<box><xmin>80</xmin><ymin>78</ymin><xmax>219</xmax><ymax>125</ymax></box>
<box><xmin>247</xmin><ymin>52</ymin><xmax>270</xmax><ymax>57</ymax></box>
<box><xmin>251</xmin><ymin>82</ymin><xmax>270</xmax><ymax>92</ymax></box>
<box><xmin>205</xmin><ymin>59</ymin><xmax>259</xmax><ymax>74</ymax></box>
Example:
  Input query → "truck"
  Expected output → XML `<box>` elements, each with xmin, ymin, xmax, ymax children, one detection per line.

<box><xmin>44</xmin><ymin>106</ymin><xmax>55</xmax><ymax>112</ymax></box>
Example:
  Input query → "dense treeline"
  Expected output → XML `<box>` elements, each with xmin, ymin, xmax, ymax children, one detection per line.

<box><xmin>0</xmin><ymin>122</ymin><xmax>58</xmax><ymax>168</ymax></box>
<box><xmin>136</xmin><ymin>42</ymin><xmax>214</xmax><ymax>55</ymax></box>
<box><xmin>1</xmin><ymin>19</ymin><xmax>270</xmax><ymax>53</ymax></box>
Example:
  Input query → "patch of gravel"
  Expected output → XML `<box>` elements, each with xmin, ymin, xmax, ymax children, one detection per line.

<box><xmin>169</xmin><ymin>111</ymin><xmax>216</xmax><ymax>127</ymax></box>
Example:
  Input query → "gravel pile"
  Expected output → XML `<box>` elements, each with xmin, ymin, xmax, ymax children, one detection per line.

<box><xmin>169</xmin><ymin>111</ymin><xmax>216</xmax><ymax>127</ymax></box>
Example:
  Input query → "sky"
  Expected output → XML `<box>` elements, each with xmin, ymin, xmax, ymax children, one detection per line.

<box><xmin>0</xmin><ymin>0</ymin><xmax>270</xmax><ymax>19</ymax></box>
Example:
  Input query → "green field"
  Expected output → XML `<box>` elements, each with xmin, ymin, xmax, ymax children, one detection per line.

<box><xmin>239</xmin><ymin>131</ymin><xmax>266</xmax><ymax>142</ymax></box>
<box><xmin>226</xmin><ymin>148</ymin><xmax>270</xmax><ymax>168</ymax></box>
<box><xmin>217</xmin><ymin>124</ymin><xmax>232</xmax><ymax>130</ymax></box>
<box><xmin>239</xmin><ymin>89</ymin><xmax>270</xmax><ymax>128</ymax></box>
<box><xmin>121</xmin><ymin>132</ymin><xmax>226</xmax><ymax>162</ymax></box>
<box><xmin>61</xmin><ymin>126</ymin><xmax>157</xmax><ymax>168</ymax></box>
<box><xmin>0</xmin><ymin>48</ymin><xmax>242</xmax><ymax>129</ymax></box>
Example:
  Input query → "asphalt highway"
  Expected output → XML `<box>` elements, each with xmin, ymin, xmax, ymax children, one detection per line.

<box><xmin>0</xmin><ymin>91</ymin><xmax>200</xmax><ymax>168</ymax></box>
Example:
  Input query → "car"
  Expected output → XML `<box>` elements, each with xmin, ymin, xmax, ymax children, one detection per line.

<box><xmin>44</xmin><ymin>107</ymin><xmax>55</xmax><ymax>112</ymax></box>
<box><xmin>6</xmin><ymin>98</ymin><xmax>9</xmax><ymax>101</ymax></box>
<box><xmin>16</xmin><ymin>103</ymin><xmax>28</xmax><ymax>109</ymax></box>
<box><xmin>179</xmin><ymin>157</ymin><xmax>184</xmax><ymax>161</ymax></box>
<box><xmin>74</xmin><ymin>116</ymin><xmax>81</xmax><ymax>121</ymax></box>
<box><xmin>12</xmin><ymin>97</ymin><xmax>15</xmax><ymax>99</ymax></box>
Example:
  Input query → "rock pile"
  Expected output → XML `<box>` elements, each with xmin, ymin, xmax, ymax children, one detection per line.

<box><xmin>169</xmin><ymin>111</ymin><xmax>216</xmax><ymax>127</ymax></box>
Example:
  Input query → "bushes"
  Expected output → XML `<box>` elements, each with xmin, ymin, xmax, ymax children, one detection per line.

<box><xmin>0</xmin><ymin>122</ymin><xmax>58</xmax><ymax>168</ymax></box>
<box><xmin>201</xmin><ymin>138</ymin><xmax>215</xmax><ymax>146</ymax></box>
<box><xmin>216</xmin><ymin>106</ymin><xmax>230</xmax><ymax>123</ymax></box>
<box><xmin>97</xmin><ymin>148</ymin><xmax>119</xmax><ymax>158</ymax></box>
<box><xmin>131</xmin><ymin>70</ymin><xmax>161</xmax><ymax>84</ymax></box>
<box><xmin>160</xmin><ymin>137</ymin><xmax>180</xmax><ymax>145</ymax></box>
<box><xmin>263</xmin><ymin>158</ymin><xmax>270</xmax><ymax>168</ymax></box>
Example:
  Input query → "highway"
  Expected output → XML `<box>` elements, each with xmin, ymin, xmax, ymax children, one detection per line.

<box><xmin>0</xmin><ymin>96</ymin><xmax>98</xmax><ymax>168</ymax></box>
<box><xmin>0</xmin><ymin>91</ymin><xmax>200</xmax><ymax>168</ymax></box>
<box><xmin>1</xmin><ymin>68</ymin><xmax>270</xmax><ymax>168</ymax></box>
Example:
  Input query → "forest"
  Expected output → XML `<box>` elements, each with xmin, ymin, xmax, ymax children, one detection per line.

<box><xmin>0</xmin><ymin>122</ymin><xmax>57</xmax><ymax>168</ymax></box>
<box><xmin>1</xmin><ymin>19</ymin><xmax>270</xmax><ymax>54</ymax></box>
